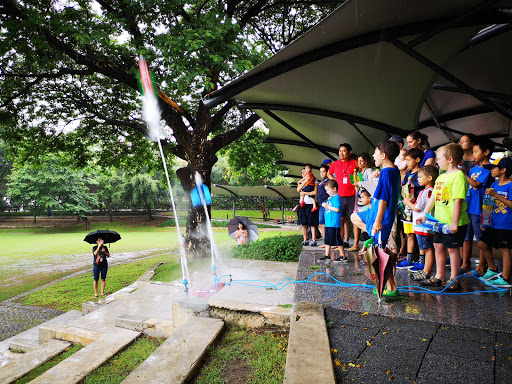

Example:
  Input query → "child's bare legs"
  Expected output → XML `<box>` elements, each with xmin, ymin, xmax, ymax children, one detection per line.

<box><xmin>344</xmin><ymin>220</ymin><xmax>350</xmax><ymax>244</ymax></box>
<box><xmin>406</xmin><ymin>233</ymin><xmax>416</xmax><ymax>261</ymax></box>
<box><xmin>501</xmin><ymin>248</ymin><xmax>511</xmax><ymax>281</ymax></box>
<box><xmin>338</xmin><ymin>219</ymin><xmax>347</xmax><ymax>256</ymax></box>
<box><xmin>478</xmin><ymin>241</ymin><xmax>498</xmax><ymax>273</ymax></box>
<box><xmin>447</xmin><ymin>247</ymin><xmax>461</xmax><ymax>281</ymax></box>
<box><xmin>399</xmin><ymin>230</ymin><xmax>406</xmax><ymax>256</ymax></box>
<box><xmin>461</xmin><ymin>240</ymin><xmax>472</xmax><ymax>272</ymax></box>
<box><xmin>351</xmin><ymin>226</ymin><xmax>361</xmax><ymax>249</ymax></box>
<box><xmin>325</xmin><ymin>244</ymin><xmax>331</xmax><ymax>259</ymax></box>
<box><xmin>424</xmin><ymin>248</ymin><xmax>434</xmax><ymax>275</ymax></box>
<box><xmin>434</xmin><ymin>243</ymin><xmax>447</xmax><ymax>280</ymax></box>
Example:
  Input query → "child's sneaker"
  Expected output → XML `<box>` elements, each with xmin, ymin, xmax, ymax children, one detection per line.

<box><xmin>490</xmin><ymin>277</ymin><xmax>512</xmax><ymax>288</ymax></box>
<box><xmin>310</xmin><ymin>240</ymin><xmax>317</xmax><ymax>247</ymax></box>
<box><xmin>372</xmin><ymin>288</ymin><xmax>399</xmax><ymax>297</ymax></box>
<box><xmin>318</xmin><ymin>255</ymin><xmax>330</xmax><ymax>263</ymax></box>
<box><xmin>302</xmin><ymin>240</ymin><xmax>309</xmax><ymax>246</ymax></box>
<box><xmin>481</xmin><ymin>269</ymin><xmax>501</xmax><ymax>281</ymax></box>
<box><xmin>300</xmin><ymin>201</ymin><xmax>305</xmax><ymax>208</ymax></box>
<box><xmin>396</xmin><ymin>260</ymin><xmax>414</xmax><ymax>270</ymax></box>
<box><xmin>311</xmin><ymin>206</ymin><xmax>318</xmax><ymax>212</ymax></box>
<box><xmin>342</xmin><ymin>256</ymin><xmax>348</xmax><ymax>262</ymax></box>
<box><xmin>343</xmin><ymin>241</ymin><xmax>350</xmax><ymax>248</ymax></box>
<box><xmin>409</xmin><ymin>262</ymin><xmax>424</xmax><ymax>272</ymax></box>
<box><xmin>334</xmin><ymin>256</ymin><xmax>347</xmax><ymax>264</ymax></box>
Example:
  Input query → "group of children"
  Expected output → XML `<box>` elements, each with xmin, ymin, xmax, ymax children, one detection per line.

<box><xmin>304</xmin><ymin>136</ymin><xmax>512</xmax><ymax>296</ymax></box>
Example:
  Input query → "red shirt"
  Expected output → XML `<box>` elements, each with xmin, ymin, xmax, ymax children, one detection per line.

<box><xmin>329</xmin><ymin>159</ymin><xmax>358</xmax><ymax>197</ymax></box>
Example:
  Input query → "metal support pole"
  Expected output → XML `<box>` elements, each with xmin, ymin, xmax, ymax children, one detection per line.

<box><xmin>392</xmin><ymin>38</ymin><xmax>512</xmax><ymax>121</ymax></box>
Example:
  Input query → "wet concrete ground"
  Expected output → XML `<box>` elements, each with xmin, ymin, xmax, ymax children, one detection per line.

<box><xmin>294</xmin><ymin>246</ymin><xmax>512</xmax><ymax>383</ymax></box>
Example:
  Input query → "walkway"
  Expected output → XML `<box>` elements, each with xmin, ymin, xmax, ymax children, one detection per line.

<box><xmin>295</xmin><ymin>245</ymin><xmax>512</xmax><ymax>383</ymax></box>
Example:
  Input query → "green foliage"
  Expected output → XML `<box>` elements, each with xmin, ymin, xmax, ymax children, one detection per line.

<box><xmin>231</xmin><ymin>235</ymin><xmax>302</xmax><ymax>262</ymax></box>
<box><xmin>156</xmin><ymin>218</ymin><xmax>188</xmax><ymax>227</ymax></box>
<box><xmin>7</xmin><ymin>154</ymin><xmax>97</xmax><ymax>218</ymax></box>
<box><xmin>14</xmin><ymin>344</ymin><xmax>83</xmax><ymax>384</ymax></box>
<box><xmin>218</xmin><ymin>128</ymin><xmax>288</xmax><ymax>186</ymax></box>
<box><xmin>192</xmin><ymin>326</ymin><xmax>288</xmax><ymax>384</ymax></box>
<box><xmin>82</xmin><ymin>336</ymin><xmax>165</xmax><ymax>384</ymax></box>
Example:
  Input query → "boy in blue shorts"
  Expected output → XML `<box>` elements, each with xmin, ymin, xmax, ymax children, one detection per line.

<box><xmin>478</xmin><ymin>157</ymin><xmax>512</xmax><ymax>287</ymax></box>
<box><xmin>462</xmin><ymin>138</ymin><xmax>494</xmax><ymax>274</ymax></box>
<box><xmin>351</xmin><ymin>141</ymin><xmax>401</xmax><ymax>296</ymax></box>
<box><xmin>318</xmin><ymin>180</ymin><xmax>345</xmax><ymax>263</ymax></box>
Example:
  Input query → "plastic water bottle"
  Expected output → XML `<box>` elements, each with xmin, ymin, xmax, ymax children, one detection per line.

<box><xmin>433</xmin><ymin>222</ymin><xmax>451</xmax><ymax>234</ymax></box>
<box><xmin>481</xmin><ymin>194</ymin><xmax>494</xmax><ymax>229</ymax></box>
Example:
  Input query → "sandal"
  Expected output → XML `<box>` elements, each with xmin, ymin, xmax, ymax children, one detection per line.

<box><xmin>420</xmin><ymin>275</ymin><xmax>444</xmax><ymax>286</ymax></box>
<box><xmin>409</xmin><ymin>270</ymin><xmax>428</xmax><ymax>281</ymax></box>
<box><xmin>94</xmin><ymin>295</ymin><xmax>98</xmax><ymax>299</ymax></box>
<box><xmin>347</xmin><ymin>246</ymin><xmax>360</xmax><ymax>252</ymax></box>
<box><xmin>445</xmin><ymin>279</ymin><xmax>460</xmax><ymax>291</ymax></box>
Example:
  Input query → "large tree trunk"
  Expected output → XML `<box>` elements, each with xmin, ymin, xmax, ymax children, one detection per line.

<box><xmin>176</xmin><ymin>155</ymin><xmax>217</xmax><ymax>261</ymax></box>
<box><xmin>80</xmin><ymin>216</ymin><xmax>91</xmax><ymax>231</ymax></box>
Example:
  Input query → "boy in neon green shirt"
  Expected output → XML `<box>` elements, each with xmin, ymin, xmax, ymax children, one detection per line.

<box><xmin>417</xmin><ymin>143</ymin><xmax>470</xmax><ymax>290</ymax></box>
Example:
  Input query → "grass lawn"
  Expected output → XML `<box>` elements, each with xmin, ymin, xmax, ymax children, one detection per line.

<box><xmin>192</xmin><ymin>326</ymin><xmax>288</xmax><ymax>384</ymax></box>
<box><xmin>81</xmin><ymin>336</ymin><xmax>166</xmax><ymax>384</ymax></box>
<box><xmin>6</xmin><ymin>217</ymin><xmax>297</xmax><ymax>307</ymax></box>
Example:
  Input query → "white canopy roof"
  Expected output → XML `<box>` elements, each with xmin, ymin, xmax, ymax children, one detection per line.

<box><xmin>205</xmin><ymin>0</ymin><xmax>512</xmax><ymax>180</ymax></box>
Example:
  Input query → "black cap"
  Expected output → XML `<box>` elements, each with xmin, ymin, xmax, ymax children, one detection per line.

<box><xmin>483</xmin><ymin>157</ymin><xmax>512</xmax><ymax>174</ymax></box>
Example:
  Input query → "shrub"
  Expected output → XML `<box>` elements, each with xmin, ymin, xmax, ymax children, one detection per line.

<box><xmin>231</xmin><ymin>235</ymin><xmax>302</xmax><ymax>262</ymax></box>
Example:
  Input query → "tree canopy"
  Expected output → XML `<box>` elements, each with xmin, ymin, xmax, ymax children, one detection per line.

<box><xmin>0</xmin><ymin>0</ymin><xmax>341</xmax><ymax>252</ymax></box>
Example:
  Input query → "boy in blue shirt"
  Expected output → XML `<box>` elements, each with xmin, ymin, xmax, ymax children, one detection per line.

<box><xmin>397</xmin><ymin>147</ymin><xmax>424</xmax><ymax>269</ymax></box>
<box><xmin>478</xmin><ymin>157</ymin><xmax>512</xmax><ymax>287</ymax></box>
<box><xmin>318</xmin><ymin>180</ymin><xmax>345</xmax><ymax>263</ymax></box>
<box><xmin>462</xmin><ymin>138</ymin><xmax>495</xmax><ymax>274</ymax></box>
<box><xmin>351</xmin><ymin>141</ymin><xmax>401</xmax><ymax>296</ymax></box>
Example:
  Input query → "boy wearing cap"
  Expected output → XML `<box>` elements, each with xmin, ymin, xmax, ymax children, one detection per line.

<box><xmin>478</xmin><ymin>157</ymin><xmax>512</xmax><ymax>287</ymax></box>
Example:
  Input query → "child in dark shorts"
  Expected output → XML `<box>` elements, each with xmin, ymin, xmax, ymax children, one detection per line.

<box><xmin>417</xmin><ymin>144</ymin><xmax>470</xmax><ymax>290</ymax></box>
<box><xmin>478</xmin><ymin>157</ymin><xmax>512</xmax><ymax>287</ymax></box>
<box><xmin>318</xmin><ymin>180</ymin><xmax>346</xmax><ymax>263</ymax></box>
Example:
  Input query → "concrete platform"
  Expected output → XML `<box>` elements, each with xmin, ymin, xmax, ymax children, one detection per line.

<box><xmin>121</xmin><ymin>317</ymin><xmax>224</xmax><ymax>384</ymax></box>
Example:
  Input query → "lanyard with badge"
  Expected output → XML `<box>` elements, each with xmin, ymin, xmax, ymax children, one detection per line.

<box><xmin>342</xmin><ymin>160</ymin><xmax>350</xmax><ymax>184</ymax></box>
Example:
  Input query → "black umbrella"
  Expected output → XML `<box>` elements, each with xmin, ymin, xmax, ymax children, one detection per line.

<box><xmin>227</xmin><ymin>216</ymin><xmax>259</xmax><ymax>242</ymax></box>
<box><xmin>84</xmin><ymin>230</ymin><xmax>121</xmax><ymax>244</ymax></box>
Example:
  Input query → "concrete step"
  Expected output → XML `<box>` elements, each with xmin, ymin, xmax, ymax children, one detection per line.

<box><xmin>115</xmin><ymin>314</ymin><xmax>173</xmax><ymax>337</ymax></box>
<box><xmin>121</xmin><ymin>317</ymin><xmax>224</xmax><ymax>384</ymax></box>
<box><xmin>29</xmin><ymin>328</ymin><xmax>139</xmax><ymax>384</ymax></box>
<box><xmin>0</xmin><ymin>311</ymin><xmax>82</xmax><ymax>369</ymax></box>
<box><xmin>39</xmin><ymin>324</ymin><xmax>102</xmax><ymax>346</ymax></box>
<box><xmin>283</xmin><ymin>302</ymin><xmax>335</xmax><ymax>384</ymax></box>
<box><xmin>8</xmin><ymin>338</ymin><xmax>40</xmax><ymax>353</ymax></box>
<box><xmin>0</xmin><ymin>339</ymin><xmax>71</xmax><ymax>384</ymax></box>
<box><xmin>208</xmin><ymin>298</ymin><xmax>291</xmax><ymax>328</ymax></box>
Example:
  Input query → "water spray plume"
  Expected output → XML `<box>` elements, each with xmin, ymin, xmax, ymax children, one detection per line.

<box><xmin>193</xmin><ymin>172</ymin><xmax>221</xmax><ymax>286</ymax></box>
<box><xmin>138</xmin><ymin>55</ymin><xmax>190</xmax><ymax>293</ymax></box>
